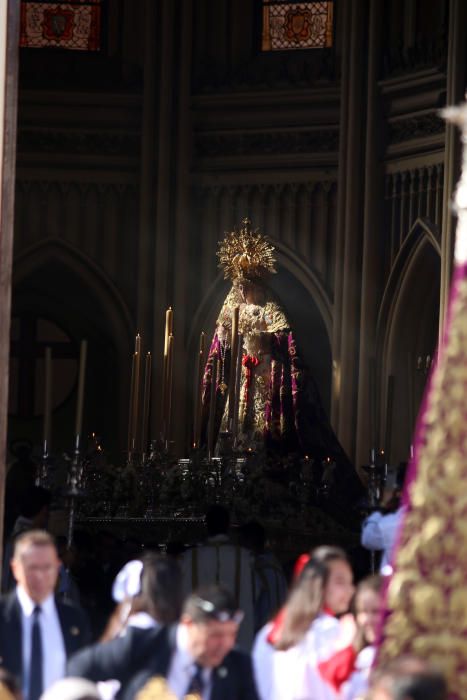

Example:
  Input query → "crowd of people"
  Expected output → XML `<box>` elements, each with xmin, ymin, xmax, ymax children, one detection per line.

<box><xmin>0</xmin><ymin>486</ymin><xmax>447</xmax><ymax>700</ymax></box>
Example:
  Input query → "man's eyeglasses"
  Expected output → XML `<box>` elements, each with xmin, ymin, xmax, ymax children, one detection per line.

<box><xmin>192</xmin><ymin>596</ymin><xmax>244</xmax><ymax>624</ymax></box>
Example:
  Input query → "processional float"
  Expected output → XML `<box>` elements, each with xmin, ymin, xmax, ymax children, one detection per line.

<box><xmin>38</xmin><ymin>219</ymin><xmax>362</xmax><ymax>548</ymax></box>
<box><xmin>376</xmin><ymin>100</ymin><xmax>467</xmax><ymax>698</ymax></box>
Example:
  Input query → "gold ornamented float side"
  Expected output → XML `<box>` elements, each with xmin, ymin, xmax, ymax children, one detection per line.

<box><xmin>377</xmin><ymin>100</ymin><xmax>467</xmax><ymax>700</ymax></box>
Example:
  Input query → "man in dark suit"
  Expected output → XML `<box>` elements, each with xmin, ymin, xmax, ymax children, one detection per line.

<box><xmin>68</xmin><ymin>585</ymin><xmax>259</xmax><ymax>700</ymax></box>
<box><xmin>0</xmin><ymin>529</ymin><xmax>91</xmax><ymax>700</ymax></box>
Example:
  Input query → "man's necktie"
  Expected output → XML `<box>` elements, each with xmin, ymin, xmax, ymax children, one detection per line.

<box><xmin>29</xmin><ymin>605</ymin><xmax>43</xmax><ymax>700</ymax></box>
<box><xmin>185</xmin><ymin>663</ymin><xmax>205</xmax><ymax>698</ymax></box>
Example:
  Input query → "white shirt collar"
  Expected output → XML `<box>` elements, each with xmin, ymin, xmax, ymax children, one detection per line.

<box><xmin>16</xmin><ymin>586</ymin><xmax>55</xmax><ymax>617</ymax></box>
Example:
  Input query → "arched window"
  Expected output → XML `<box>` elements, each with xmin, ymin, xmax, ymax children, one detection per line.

<box><xmin>261</xmin><ymin>0</ymin><xmax>334</xmax><ymax>52</ymax></box>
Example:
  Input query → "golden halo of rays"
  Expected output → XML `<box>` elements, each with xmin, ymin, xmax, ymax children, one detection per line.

<box><xmin>217</xmin><ymin>218</ymin><xmax>277</xmax><ymax>282</ymax></box>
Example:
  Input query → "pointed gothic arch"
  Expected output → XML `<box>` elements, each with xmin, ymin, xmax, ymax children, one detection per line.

<box><xmin>13</xmin><ymin>237</ymin><xmax>134</xmax><ymax>337</ymax></box>
<box><xmin>376</xmin><ymin>218</ymin><xmax>441</xmax><ymax>463</ymax></box>
<box><xmin>11</xmin><ymin>238</ymin><xmax>134</xmax><ymax>456</ymax></box>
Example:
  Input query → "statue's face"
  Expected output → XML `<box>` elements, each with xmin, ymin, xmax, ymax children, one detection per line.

<box><xmin>239</xmin><ymin>281</ymin><xmax>265</xmax><ymax>306</ymax></box>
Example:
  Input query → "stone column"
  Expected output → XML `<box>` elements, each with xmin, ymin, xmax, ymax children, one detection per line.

<box><xmin>355</xmin><ymin>0</ymin><xmax>384</xmax><ymax>469</ymax></box>
<box><xmin>141</xmin><ymin>0</ymin><xmax>193</xmax><ymax>454</ymax></box>
<box><xmin>331</xmin><ymin>0</ymin><xmax>367</xmax><ymax>459</ymax></box>
<box><xmin>439</xmin><ymin>0</ymin><xmax>467</xmax><ymax>338</ymax></box>
<box><xmin>0</xmin><ymin>0</ymin><xmax>19</xmax><ymax>560</ymax></box>
<box><xmin>137</xmin><ymin>0</ymin><xmax>158</xmax><ymax>338</ymax></box>
<box><xmin>172</xmin><ymin>0</ymin><xmax>194</xmax><ymax>454</ymax></box>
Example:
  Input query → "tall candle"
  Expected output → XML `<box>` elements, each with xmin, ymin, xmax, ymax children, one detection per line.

<box><xmin>193</xmin><ymin>332</ymin><xmax>206</xmax><ymax>449</ymax></box>
<box><xmin>164</xmin><ymin>309</ymin><xmax>173</xmax><ymax>356</ymax></box>
<box><xmin>127</xmin><ymin>352</ymin><xmax>136</xmax><ymax>453</ymax></box>
<box><xmin>75</xmin><ymin>339</ymin><xmax>88</xmax><ymax>438</ymax></box>
<box><xmin>165</xmin><ymin>334</ymin><xmax>174</xmax><ymax>448</ymax></box>
<box><xmin>132</xmin><ymin>349</ymin><xmax>141</xmax><ymax>450</ymax></box>
<box><xmin>232</xmin><ymin>333</ymin><xmax>243</xmax><ymax>444</ymax></box>
<box><xmin>207</xmin><ymin>352</ymin><xmax>218</xmax><ymax>460</ymax></box>
<box><xmin>43</xmin><ymin>346</ymin><xmax>52</xmax><ymax>452</ymax></box>
<box><xmin>228</xmin><ymin>307</ymin><xmax>239</xmax><ymax>431</ymax></box>
<box><xmin>161</xmin><ymin>308</ymin><xmax>173</xmax><ymax>438</ymax></box>
<box><xmin>133</xmin><ymin>332</ymin><xmax>142</xmax><ymax>448</ymax></box>
<box><xmin>141</xmin><ymin>352</ymin><xmax>152</xmax><ymax>454</ymax></box>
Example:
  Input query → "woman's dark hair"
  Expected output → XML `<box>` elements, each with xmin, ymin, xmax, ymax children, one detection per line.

<box><xmin>274</xmin><ymin>545</ymin><xmax>351</xmax><ymax>651</ymax></box>
<box><xmin>274</xmin><ymin>558</ymin><xmax>327</xmax><ymax>651</ymax></box>
<box><xmin>130</xmin><ymin>552</ymin><xmax>183</xmax><ymax>625</ymax></box>
<box><xmin>101</xmin><ymin>553</ymin><xmax>183</xmax><ymax>642</ymax></box>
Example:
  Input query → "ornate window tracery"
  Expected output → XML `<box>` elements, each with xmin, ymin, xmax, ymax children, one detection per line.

<box><xmin>20</xmin><ymin>0</ymin><xmax>102</xmax><ymax>51</ymax></box>
<box><xmin>261</xmin><ymin>0</ymin><xmax>334</xmax><ymax>51</ymax></box>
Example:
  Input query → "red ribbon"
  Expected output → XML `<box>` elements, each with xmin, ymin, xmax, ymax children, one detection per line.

<box><xmin>242</xmin><ymin>354</ymin><xmax>260</xmax><ymax>406</ymax></box>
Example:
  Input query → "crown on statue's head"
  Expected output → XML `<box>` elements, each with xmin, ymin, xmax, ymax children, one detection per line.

<box><xmin>217</xmin><ymin>218</ymin><xmax>277</xmax><ymax>282</ymax></box>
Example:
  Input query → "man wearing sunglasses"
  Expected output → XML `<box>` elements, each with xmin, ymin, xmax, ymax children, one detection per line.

<box><xmin>67</xmin><ymin>585</ymin><xmax>259</xmax><ymax>700</ymax></box>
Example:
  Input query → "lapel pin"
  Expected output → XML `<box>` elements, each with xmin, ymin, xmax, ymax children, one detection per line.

<box><xmin>217</xmin><ymin>666</ymin><xmax>228</xmax><ymax>679</ymax></box>
<box><xmin>70</xmin><ymin>626</ymin><xmax>80</xmax><ymax>636</ymax></box>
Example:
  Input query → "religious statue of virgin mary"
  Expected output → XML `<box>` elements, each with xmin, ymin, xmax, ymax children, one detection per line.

<box><xmin>200</xmin><ymin>219</ymin><xmax>360</xmax><ymax>497</ymax></box>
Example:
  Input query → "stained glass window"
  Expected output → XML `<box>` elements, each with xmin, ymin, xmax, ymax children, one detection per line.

<box><xmin>262</xmin><ymin>1</ymin><xmax>334</xmax><ymax>51</ymax></box>
<box><xmin>20</xmin><ymin>0</ymin><xmax>102</xmax><ymax>51</ymax></box>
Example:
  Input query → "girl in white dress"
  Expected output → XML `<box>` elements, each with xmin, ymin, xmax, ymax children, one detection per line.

<box><xmin>97</xmin><ymin>554</ymin><xmax>183</xmax><ymax>700</ymax></box>
<box><xmin>253</xmin><ymin>546</ymin><xmax>355</xmax><ymax>700</ymax></box>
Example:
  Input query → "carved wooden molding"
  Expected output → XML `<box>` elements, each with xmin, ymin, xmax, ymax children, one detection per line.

<box><xmin>193</xmin><ymin>181</ymin><xmax>334</xmax><ymax>196</ymax></box>
<box><xmin>194</xmin><ymin>129</ymin><xmax>338</xmax><ymax>158</ymax></box>
<box><xmin>388</xmin><ymin>113</ymin><xmax>445</xmax><ymax>144</ymax></box>
<box><xmin>17</xmin><ymin>128</ymin><xmax>140</xmax><ymax>156</ymax></box>
<box><xmin>193</xmin><ymin>50</ymin><xmax>337</xmax><ymax>94</ymax></box>
<box><xmin>382</xmin><ymin>38</ymin><xmax>447</xmax><ymax>80</ymax></box>
<box><xmin>16</xmin><ymin>179</ymin><xmax>139</xmax><ymax>195</ymax></box>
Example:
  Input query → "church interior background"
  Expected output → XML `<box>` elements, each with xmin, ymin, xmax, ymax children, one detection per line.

<box><xmin>3</xmin><ymin>0</ymin><xmax>465</xmax><ymax>557</ymax></box>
